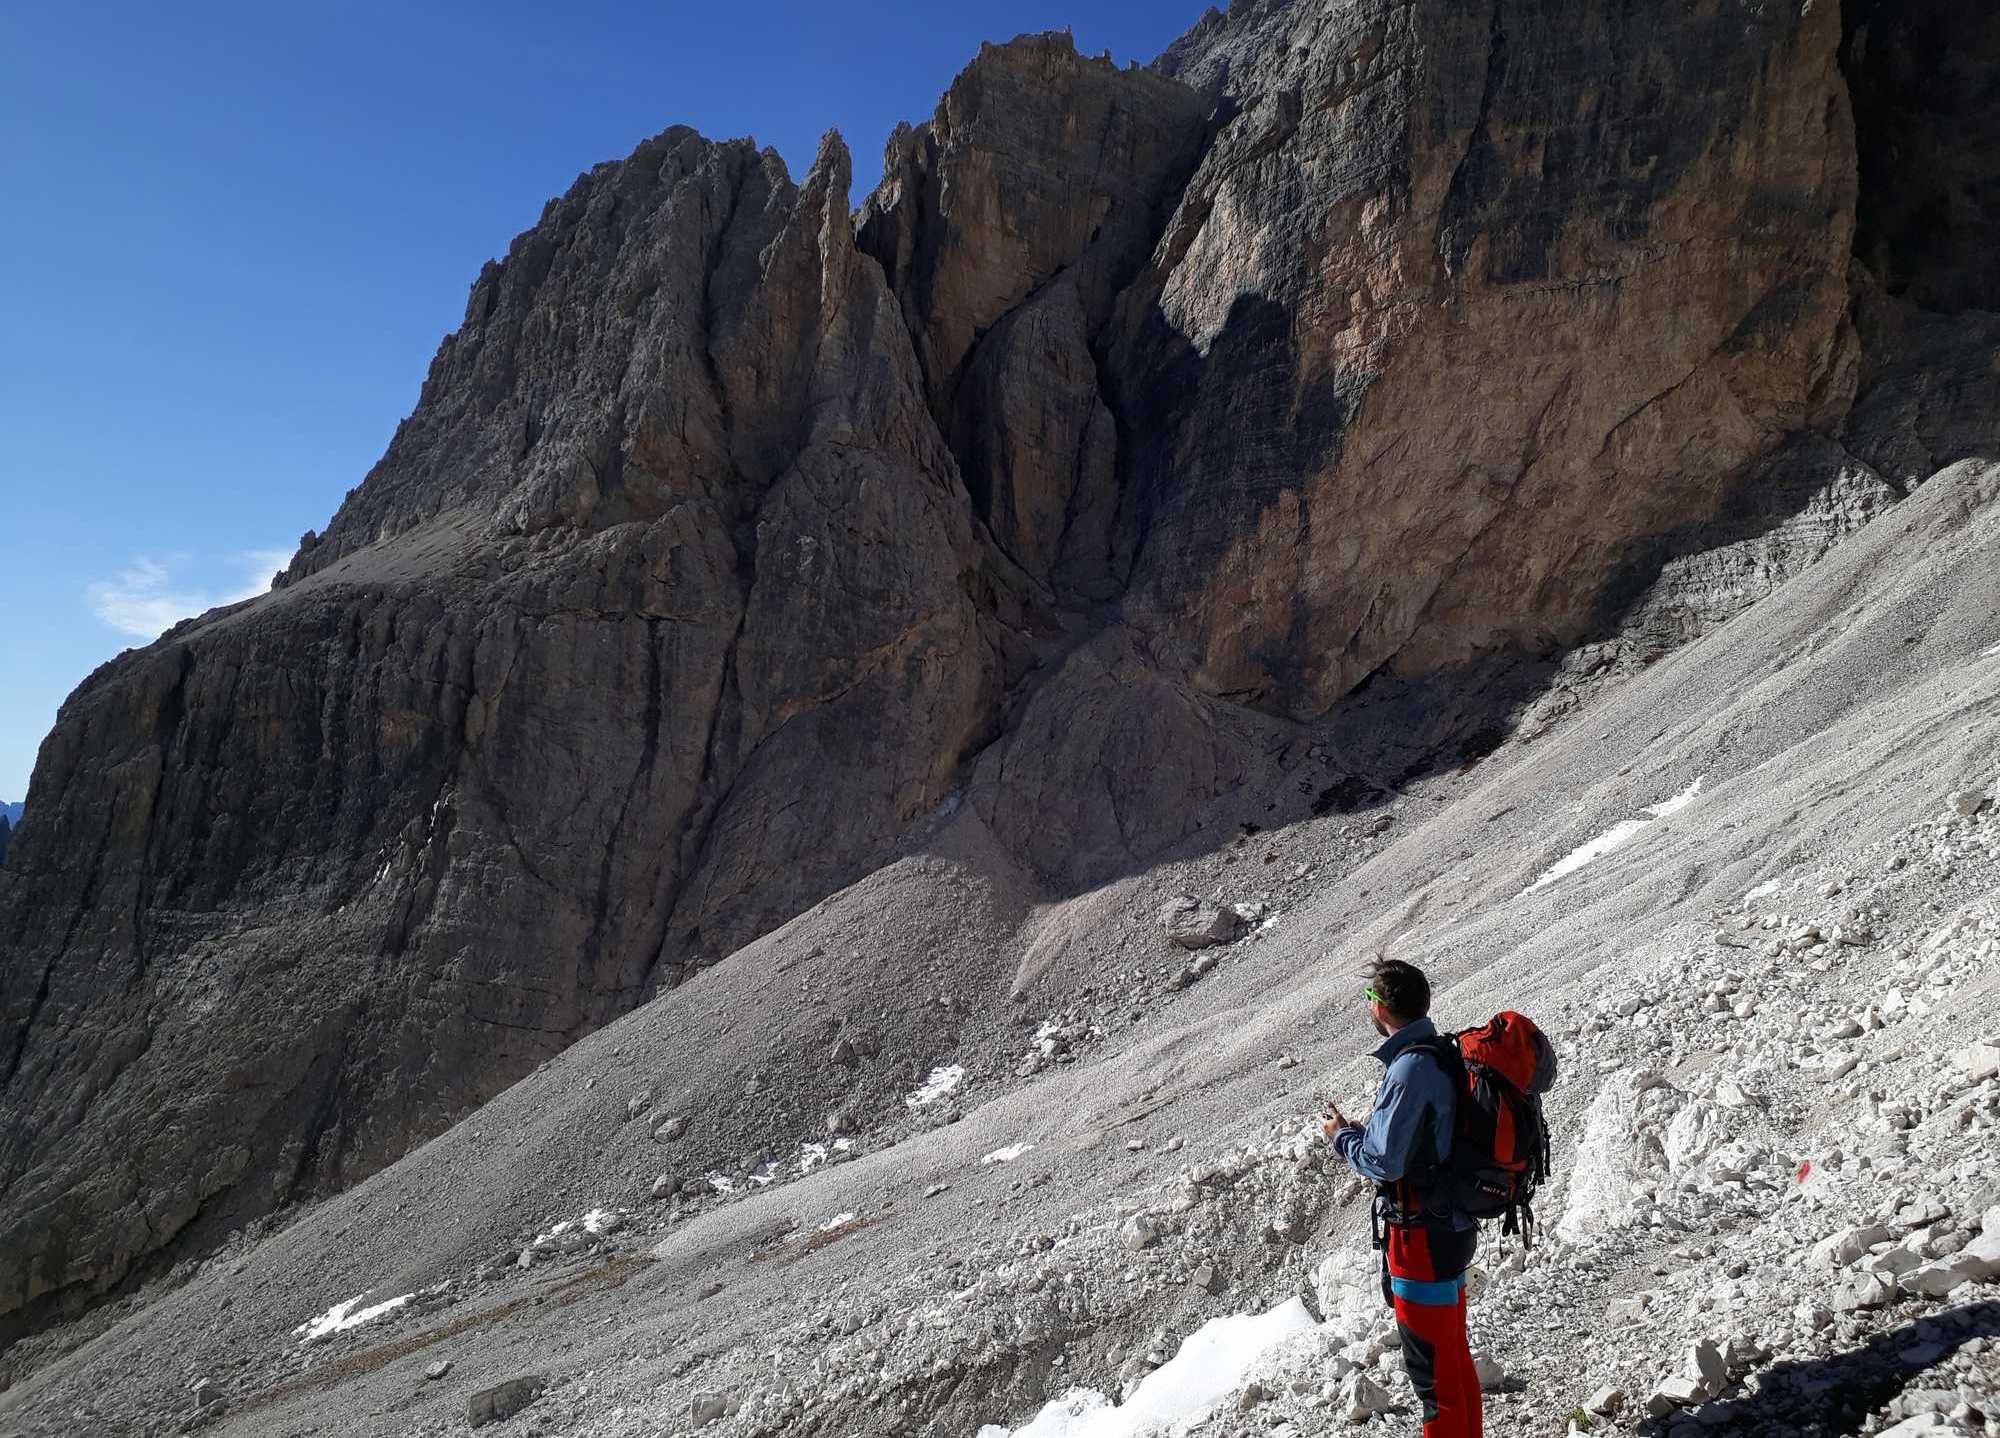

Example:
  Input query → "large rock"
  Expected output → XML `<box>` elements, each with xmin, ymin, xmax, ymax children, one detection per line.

<box><xmin>1557</xmin><ymin>1072</ymin><xmax>1677</xmax><ymax>1244</ymax></box>
<box><xmin>467</xmin><ymin>1376</ymin><xmax>545</xmax><ymax>1428</ymax></box>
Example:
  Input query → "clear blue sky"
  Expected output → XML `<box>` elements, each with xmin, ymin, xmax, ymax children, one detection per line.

<box><xmin>0</xmin><ymin>1</ymin><xmax>1208</xmax><ymax>803</ymax></box>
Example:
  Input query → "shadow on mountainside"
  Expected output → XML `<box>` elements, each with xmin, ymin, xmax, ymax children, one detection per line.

<box><xmin>1633</xmin><ymin>1300</ymin><xmax>2000</xmax><ymax>1437</ymax></box>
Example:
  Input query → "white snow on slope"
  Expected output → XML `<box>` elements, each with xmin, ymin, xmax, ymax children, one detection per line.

<box><xmin>529</xmin><ymin>1208</ymin><xmax>630</xmax><ymax>1246</ymax></box>
<box><xmin>1644</xmin><ymin>775</ymin><xmax>1704</xmax><ymax>818</ymax></box>
<box><xmin>1524</xmin><ymin>776</ymin><xmax>1704</xmax><ymax>894</ymax></box>
<box><xmin>1982</xmin><ymin>642</ymin><xmax>2000</xmax><ymax>659</ymax></box>
<box><xmin>292</xmin><ymin>1290</ymin><xmax>414</xmax><ymax>1343</ymax></box>
<box><xmin>905</xmin><ymin>1063</ymin><xmax>965</xmax><ymax>1108</ymax></box>
<box><xmin>981</xmin><ymin>1143</ymin><xmax>1034</xmax><ymax>1165</ymax></box>
<box><xmin>797</xmin><ymin>1137</ymin><xmax>855</xmax><ymax>1175</ymax></box>
<box><xmin>980</xmin><ymin>1298</ymin><xmax>1317</xmax><ymax>1437</ymax></box>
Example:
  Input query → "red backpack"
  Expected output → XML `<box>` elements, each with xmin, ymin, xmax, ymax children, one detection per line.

<box><xmin>1403</xmin><ymin>1012</ymin><xmax>1557</xmax><ymax>1241</ymax></box>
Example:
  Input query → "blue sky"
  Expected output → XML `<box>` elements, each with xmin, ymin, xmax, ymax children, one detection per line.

<box><xmin>0</xmin><ymin>0</ymin><xmax>1208</xmax><ymax>803</ymax></box>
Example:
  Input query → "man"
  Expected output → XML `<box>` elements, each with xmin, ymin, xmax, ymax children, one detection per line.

<box><xmin>1322</xmin><ymin>958</ymin><xmax>1482</xmax><ymax>1438</ymax></box>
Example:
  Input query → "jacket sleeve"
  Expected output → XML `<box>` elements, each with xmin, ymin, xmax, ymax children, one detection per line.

<box><xmin>1330</xmin><ymin>1057</ymin><xmax>1428</xmax><ymax>1184</ymax></box>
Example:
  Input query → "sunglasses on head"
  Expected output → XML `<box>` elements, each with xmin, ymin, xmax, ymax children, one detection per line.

<box><xmin>1363</xmin><ymin>985</ymin><xmax>1385</xmax><ymax>1006</ymax></box>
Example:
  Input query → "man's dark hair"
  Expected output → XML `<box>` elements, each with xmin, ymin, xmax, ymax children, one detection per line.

<box><xmin>1366</xmin><ymin>958</ymin><xmax>1431</xmax><ymax>1021</ymax></box>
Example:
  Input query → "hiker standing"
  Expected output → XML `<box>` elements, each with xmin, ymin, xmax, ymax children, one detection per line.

<box><xmin>1322</xmin><ymin>959</ymin><xmax>1482</xmax><ymax>1438</ymax></box>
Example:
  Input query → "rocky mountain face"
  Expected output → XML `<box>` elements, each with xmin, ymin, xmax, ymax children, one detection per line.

<box><xmin>0</xmin><ymin>815</ymin><xmax>10</xmax><ymax>868</ymax></box>
<box><xmin>1</xmin><ymin>0</ymin><xmax>1995</xmax><ymax>1353</ymax></box>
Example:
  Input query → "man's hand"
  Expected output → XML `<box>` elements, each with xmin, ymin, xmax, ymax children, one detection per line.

<box><xmin>1319</xmin><ymin>1099</ymin><xmax>1352</xmax><ymax>1142</ymax></box>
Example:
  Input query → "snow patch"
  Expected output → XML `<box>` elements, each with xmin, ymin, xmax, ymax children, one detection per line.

<box><xmin>1524</xmin><ymin>777</ymin><xmax>1704</xmax><ymax>894</ymax></box>
<box><xmin>292</xmin><ymin>1290</ymin><xmax>414</xmax><ymax>1343</ymax></box>
<box><xmin>522</xmin><ymin>1208</ymin><xmax>631</xmax><ymax>1256</ymax></box>
<box><xmin>796</xmin><ymin>1137</ymin><xmax>855</xmax><ymax>1175</ymax></box>
<box><xmin>981</xmin><ymin>1143</ymin><xmax>1034</xmax><ymax>1165</ymax></box>
<box><xmin>1525</xmin><ymin>819</ymin><xmax>1651</xmax><ymax>893</ymax></box>
<box><xmin>1982</xmin><ymin>642</ymin><xmax>2000</xmax><ymax>659</ymax></box>
<box><xmin>905</xmin><ymin>1063</ymin><xmax>965</xmax><ymax>1109</ymax></box>
<box><xmin>983</xmin><ymin>1298</ymin><xmax>1317</xmax><ymax>1436</ymax></box>
<box><xmin>707</xmin><ymin>1173</ymin><xmax>736</xmax><ymax>1193</ymax></box>
<box><xmin>1644</xmin><ymin>774</ymin><xmax>1704</xmax><ymax>818</ymax></box>
<box><xmin>819</xmin><ymin>1211</ymin><xmax>857</xmax><ymax>1232</ymax></box>
<box><xmin>749</xmin><ymin>1159</ymin><xmax>781</xmax><ymax>1188</ymax></box>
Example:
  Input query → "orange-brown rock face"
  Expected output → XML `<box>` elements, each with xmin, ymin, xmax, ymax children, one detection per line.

<box><xmin>1116</xmin><ymin>0</ymin><xmax>1859</xmax><ymax>713</ymax></box>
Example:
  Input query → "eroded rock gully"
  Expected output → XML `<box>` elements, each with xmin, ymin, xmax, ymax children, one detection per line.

<box><xmin>2</xmin><ymin>3</ymin><xmax>1995</xmax><ymax>1344</ymax></box>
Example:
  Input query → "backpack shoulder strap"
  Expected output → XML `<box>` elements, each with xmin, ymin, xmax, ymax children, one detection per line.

<box><xmin>1402</xmin><ymin>1033</ymin><xmax>1466</xmax><ymax>1084</ymax></box>
<box><xmin>1380</xmin><ymin>1034</ymin><xmax>1465</xmax><ymax>1222</ymax></box>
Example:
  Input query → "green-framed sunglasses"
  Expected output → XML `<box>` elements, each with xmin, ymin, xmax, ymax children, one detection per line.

<box><xmin>1363</xmin><ymin>985</ymin><xmax>1386</xmax><ymax>1005</ymax></box>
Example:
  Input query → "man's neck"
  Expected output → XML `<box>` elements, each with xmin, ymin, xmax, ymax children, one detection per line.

<box><xmin>1372</xmin><ymin>1014</ymin><xmax>1437</xmax><ymax>1062</ymax></box>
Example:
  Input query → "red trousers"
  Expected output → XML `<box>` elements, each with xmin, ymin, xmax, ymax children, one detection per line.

<box><xmin>1384</xmin><ymin>1222</ymin><xmax>1482</xmax><ymax>1438</ymax></box>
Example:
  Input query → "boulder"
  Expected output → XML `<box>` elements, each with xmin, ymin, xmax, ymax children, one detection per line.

<box><xmin>1811</xmin><ymin>1225</ymin><xmax>1893</xmax><ymax>1269</ymax></box>
<box><xmin>1832</xmin><ymin>1272</ymin><xmax>1899</xmax><ymax>1312</ymax></box>
<box><xmin>468</xmin><ymin>1376</ymin><xmax>545</xmax><ymax>1428</ymax></box>
<box><xmin>1342</xmin><ymin>1373</ymin><xmax>1394</xmax><ymax>1421</ymax></box>
<box><xmin>1961</xmin><ymin>1224</ymin><xmax>2000</xmax><ymax>1281</ymax></box>
<box><xmin>1904</xmin><ymin>1253</ymin><xmax>1984</xmax><ymax>1298</ymax></box>
<box><xmin>691</xmin><ymin>1392</ymin><xmax>732</xmax><ymax>1428</ymax></box>
<box><xmin>1646</xmin><ymin>1376</ymin><xmax>1706</xmax><ymax>1417</ymax></box>
<box><xmin>1950</xmin><ymin>1043</ymin><xmax>2000</xmax><ymax>1084</ymax></box>
<box><xmin>1158</xmin><ymin>897</ymin><xmax>1248</xmax><ymax>950</ymax></box>
<box><xmin>1684</xmin><ymin>1339</ymin><xmax>1728</xmax><ymax>1397</ymax></box>
<box><xmin>1120</xmin><ymin>1214</ymin><xmax>1170</xmax><ymax>1252</ymax></box>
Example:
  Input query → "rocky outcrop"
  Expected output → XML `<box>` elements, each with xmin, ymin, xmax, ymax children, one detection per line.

<box><xmin>2</xmin><ymin>3</ymin><xmax>1996</xmax><ymax>1344</ymax></box>
<box><xmin>0</xmin><ymin>126</ymin><xmax>1019</xmax><ymax>1334</ymax></box>
<box><xmin>1119</xmin><ymin>0</ymin><xmax>1858</xmax><ymax>712</ymax></box>
<box><xmin>858</xmin><ymin>35</ymin><xmax>1209</xmax><ymax>603</ymax></box>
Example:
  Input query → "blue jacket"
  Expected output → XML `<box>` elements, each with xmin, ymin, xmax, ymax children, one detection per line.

<box><xmin>1330</xmin><ymin>1017</ymin><xmax>1472</xmax><ymax>1227</ymax></box>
